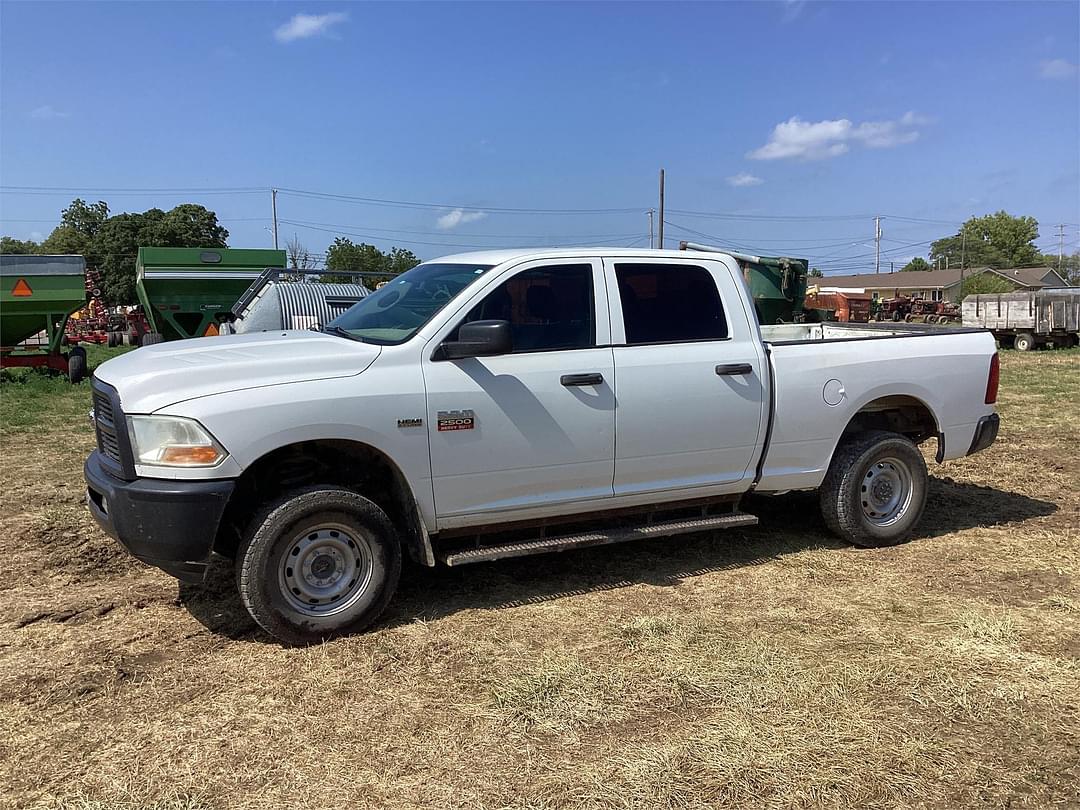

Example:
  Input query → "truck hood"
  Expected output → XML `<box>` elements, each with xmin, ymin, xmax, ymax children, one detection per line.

<box><xmin>94</xmin><ymin>331</ymin><xmax>381</xmax><ymax>413</ymax></box>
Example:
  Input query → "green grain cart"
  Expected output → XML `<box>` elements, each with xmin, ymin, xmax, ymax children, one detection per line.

<box><xmin>0</xmin><ymin>254</ymin><xmax>89</xmax><ymax>382</ymax></box>
<box><xmin>679</xmin><ymin>242</ymin><xmax>812</xmax><ymax>323</ymax></box>
<box><xmin>135</xmin><ymin>247</ymin><xmax>286</xmax><ymax>344</ymax></box>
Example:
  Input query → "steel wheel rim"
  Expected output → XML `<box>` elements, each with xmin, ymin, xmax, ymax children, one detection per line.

<box><xmin>279</xmin><ymin>523</ymin><xmax>374</xmax><ymax>617</ymax></box>
<box><xmin>860</xmin><ymin>456</ymin><xmax>914</xmax><ymax>527</ymax></box>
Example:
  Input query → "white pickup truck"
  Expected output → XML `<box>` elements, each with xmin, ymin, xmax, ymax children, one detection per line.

<box><xmin>85</xmin><ymin>249</ymin><xmax>1001</xmax><ymax>644</ymax></box>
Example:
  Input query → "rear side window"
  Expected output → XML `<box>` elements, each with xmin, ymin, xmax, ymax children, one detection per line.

<box><xmin>457</xmin><ymin>263</ymin><xmax>595</xmax><ymax>352</ymax></box>
<box><xmin>615</xmin><ymin>263</ymin><xmax>728</xmax><ymax>344</ymax></box>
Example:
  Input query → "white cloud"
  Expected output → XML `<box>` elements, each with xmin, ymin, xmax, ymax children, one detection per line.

<box><xmin>726</xmin><ymin>172</ymin><xmax>764</xmax><ymax>188</ymax></box>
<box><xmin>1040</xmin><ymin>58</ymin><xmax>1078</xmax><ymax>79</ymax></box>
<box><xmin>436</xmin><ymin>209</ymin><xmax>487</xmax><ymax>230</ymax></box>
<box><xmin>748</xmin><ymin>112</ymin><xmax>926</xmax><ymax>160</ymax></box>
<box><xmin>29</xmin><ymin>105</ymin><xmax>69</xmax><ymax>120</ymax></box>
<box><xmin>274</xmin><ymin>12</ymin><xmax>348</xmax><ymax>43</ymax></box>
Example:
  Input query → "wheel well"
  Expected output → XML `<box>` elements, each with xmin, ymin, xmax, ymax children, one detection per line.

<box><xmin>214</xmin><ymin>440</ymin><xmax>432</xmax><ymax>566</ymax></box>
<box><xmin>842</xmin><ymin>396</ymin><xmax>938</xmax><ymax>447</ymax></box>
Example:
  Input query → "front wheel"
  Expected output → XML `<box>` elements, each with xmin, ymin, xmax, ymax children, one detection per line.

<box><xmin>237</xmin><ymin>487</ymin><xmax>401</xmax><ymax>645</ymax></box>
<box><xmin>819</xmin><ymin>431</ymin><xmax>928</xmax><ymax>548</ymax></box>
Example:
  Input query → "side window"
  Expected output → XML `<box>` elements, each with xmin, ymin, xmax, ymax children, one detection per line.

<box><xmin>457</xmin><ymin>264</ymin><xmax>595</xmax><ymax>352</ymax></box>
<box><xmin>614</xmin><ymin>263</ymin><xmax>728</xmax><ymax>344</ymax></box>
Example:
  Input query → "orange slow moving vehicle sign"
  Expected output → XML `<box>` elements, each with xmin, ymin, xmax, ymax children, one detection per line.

<box><xmin>11</xmin><ymin>278</ymin><xmax>33</xmax><ymax>297</ymax></box>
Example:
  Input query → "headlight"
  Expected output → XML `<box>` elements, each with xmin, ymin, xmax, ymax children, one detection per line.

<box><xmin>127</xmin><ymin>415</ymin><xmax>228</xmax><ymax>467</ymax></box>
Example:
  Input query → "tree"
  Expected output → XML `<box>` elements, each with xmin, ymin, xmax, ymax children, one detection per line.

<box><xmin>91</xmin><ymin>204</ymin><xmax>228</xmax><ymax>305</ymax></box>
<box><xmin>1036</xmin><ymin>251</ymin><xmax>1080</xmax><ymax>286</ymax></box>
<box><xmin>960</xmin><ymin>271</ymin><xmax>1017</xmax><ymax>298</ymax></box>
<box><xmin>322</xmin><ymin>238</ymin><xmax>418</xmax><ymax>285</ymax></box>
<box><xmin>284</xmin><ymin>234</ymin><xmax>316</xmax><ymax>274</ymax></box>
<box><xmin>40</xmin><ymin>198</ymin><xmax>110</xmax><ymax>263</ymax></box>
<box><xmin>151</xmin><ymin>203</ymin><xmax>229</xmax><ymax>248</ymax></box>
<box><xmin>930</xmin><ymin>211</ymin><xmax>1040</xmax><ymax>270</ymax></box>
<box><xmin>0</xmin><ymin>236</ymin><xmax>40</xmax><ymax>254</ymax></box>
<box><xmin>386</xmin><ymin>246</ymin><xmax>421</xmax><ymax>277</ymax></box>
<box><xmin>808</xmin><ymin>267</ymin><xmax>823</xmax><ymax>278</ymax></box>
<box><xmin>900</xmin><ymin>257</ymin><xmax>931</xmax><ymax>273</ymax></box>
<box><xmin>58</xmin><ymin>198</ymin><xmax>109</xmax><ymax>236</ymax></box>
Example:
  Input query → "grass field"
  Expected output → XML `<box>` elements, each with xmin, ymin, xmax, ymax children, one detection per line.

<box><xmin>1</xmin><ymin>346</ymin><xmax>1077</xmax><ymax>809</ymax></box>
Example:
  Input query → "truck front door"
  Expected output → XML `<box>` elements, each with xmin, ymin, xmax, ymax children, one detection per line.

<box><xmin>605</xmin><ymin>257</ymin><xmax>767</xmax><ymax>496</ymax></box>
<box><xmin>423</xmin><ymin>258</ymin><xmax>615</xmax><ymax>523</ymax></box>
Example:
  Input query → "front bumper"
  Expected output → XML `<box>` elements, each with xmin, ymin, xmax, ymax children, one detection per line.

<box><xmin>84</xmin><ymin>450</ymin><xmax>235</xmax><ymax>583</ymax></box>
<box><xmin>966</xmin><ymin>413</ymin><xmax>1000</xmax><ymax>456</ymax></box>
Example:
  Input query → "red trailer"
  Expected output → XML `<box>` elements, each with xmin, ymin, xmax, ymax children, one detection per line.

<box><xmin>804</xmin><ymin>288</ymin><xmax>872</xmax><ymax>323</ymax></box>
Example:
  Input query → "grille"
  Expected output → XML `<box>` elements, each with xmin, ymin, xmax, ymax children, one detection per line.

<box><xmin>93</xmin><ymin>387</ymin><xmax>122</xmax><ymax>464</ymax></box>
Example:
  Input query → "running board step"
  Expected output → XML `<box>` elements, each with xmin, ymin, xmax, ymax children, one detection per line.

<box><xmin>440</xmin><ymin>512</ymin><xmax>759</xmax><ymax>567</ymax></box>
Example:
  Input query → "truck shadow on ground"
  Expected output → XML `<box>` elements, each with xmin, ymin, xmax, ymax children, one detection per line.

<box><xmin>179</xmin><ymin>479</ymin><xmax>1057</xmax><ymax>642</ymax></box>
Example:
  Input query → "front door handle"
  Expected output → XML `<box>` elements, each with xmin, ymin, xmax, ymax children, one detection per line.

<box><xmin>561</xmin><ymin>373</ymin><xmax>604</xmax><ymax>387</ymax></box>
<box><xmin>715</xmin><ymin>363</ymin><xmax>753</xmax><ymax>376</ymax></box>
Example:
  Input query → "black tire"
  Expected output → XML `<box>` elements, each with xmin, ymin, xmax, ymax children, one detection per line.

<box><xmin>236</xmin><ymin>487</ymin><xmax>402</xmax><ymax>645</ymax></box>
<box><xmin>819</xmin><ymin>430</ymin><xmax>928</xmax><ymax>548</ymax></box>
<box><xmin>107</xmin><ymin>331</ymin><xmax>119</xmax><ymax>348</ymax></box>
<box><xmin>67</xmin><ymin>346</ymin><xmax>87</xmax><ymax>384</ymax></box>
<box><xmin>891</xmin><ymin>311</ymin><xmax>901</xmax><ymax>322</ymax></box>
<box><xmin>140</xmin><ymin>332</ymin><xmax>164</xmax><ymax>347</ymax></box>
<box><xmin>1014</xmin><ymin>332</ymin><xmax>1036</xmax><ymax>352</ymax></box>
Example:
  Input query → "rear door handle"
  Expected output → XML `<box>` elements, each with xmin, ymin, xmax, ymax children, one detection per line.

<box><xmin>715</xmin><ymin>363</ymin><xmax>753</xmax><ymax>376</ymax></box>
<box><xmin>561</xmin><ymin>373</ymin><xmax>604</xmax><ymax>386</ymax></box>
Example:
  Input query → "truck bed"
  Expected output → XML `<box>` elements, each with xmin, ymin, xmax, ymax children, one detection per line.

<box><xmin>760</xmin><ymin>321</ymin><xmax>984</xmax><ymax>344</ymax></box>
<box><xmin>754</xmin><ymin>322</ymin><xmax>997</xmax><ymax>493</ymax></box>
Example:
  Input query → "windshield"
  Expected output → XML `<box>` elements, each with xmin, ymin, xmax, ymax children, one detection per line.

<box><xmin>326</xmin><ymin>262</ymin><xmax>494</xmax><ymax>345</ymax></box>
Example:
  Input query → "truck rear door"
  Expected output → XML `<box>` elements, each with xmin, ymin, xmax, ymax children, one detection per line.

<box><xmin>604</xmin><ymin>256</ymin><xmax>767</xmax><ymax>496</ymax></box>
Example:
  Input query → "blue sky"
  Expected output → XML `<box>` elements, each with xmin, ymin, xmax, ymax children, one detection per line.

<box><xmin>2</xmin><ymin>1</ymin><xmax>1078</xmax><ymax>274</ymax></box>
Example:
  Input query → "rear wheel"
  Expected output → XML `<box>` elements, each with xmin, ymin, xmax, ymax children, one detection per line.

<box><xmin>236</xmin><ymin>487</ymin><xmax>402</xmax><ymax>645</ymax></box>
<box><xmin>1014</xmin><ymin>332</ymin><xmax>1036</xmax><ymax>352</ymax></box>
<box><xmin>820</xmin><ymin>431</ymin><xmax>928</xmax><ymax>548</ymax></box>
<box><xmin>140</xmin><ymin>332</ymin><xmax>164</xmax><ymax>347</ymax></box>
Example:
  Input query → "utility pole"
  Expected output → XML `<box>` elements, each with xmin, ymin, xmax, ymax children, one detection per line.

<box><xmin>657</xmin><ymin>169</ymin><xmax>665</xmax><ymax>250</ymax></box>
<box><xmin>960</xmin><ymin>224</ymin><xmax>967</xmax><ymax>296</ymax></box>
<box><xmin>1058</xmin><ymin>223</ymin><xmax>1066</xmax><ymax>272</ymax></box>
<box><xmin>648</xmin><ymin>209</ymin><xmax>655</xmax><ymax>249</ymax></box>
<box><xmin>874</xmin><ymin>216</ymin><xmax>882</xmax><ymax>274</ymax></box>
<box><xmin>271</xmin><ymin>188</ymin><xmax>279</xmax><ymax>250</ymax></box>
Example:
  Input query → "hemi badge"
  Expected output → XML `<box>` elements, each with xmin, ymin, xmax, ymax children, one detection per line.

<box><xmin>397</xmin><ymin>418</ymin><xmax>423</xmax><ymax>429</ymax></box>
<box><xmin>437</xmin><ymin>409</ymin><xmax>475</xmax><ymax>432</ymax></box>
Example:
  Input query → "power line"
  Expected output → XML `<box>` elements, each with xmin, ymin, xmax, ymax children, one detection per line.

<box><xmin>276</xmin><ymin>187</ymin><xmax>644</xmax><ymax>215</ymax></box>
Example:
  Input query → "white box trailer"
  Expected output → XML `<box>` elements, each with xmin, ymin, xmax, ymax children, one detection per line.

<box><xmin>962</xmin><ymin>288</ymin><xmax>1080</xmax><ymax>350</ymax></box>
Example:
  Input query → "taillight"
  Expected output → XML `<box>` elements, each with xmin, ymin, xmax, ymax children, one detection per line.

<box><xmin>985</xmin><ymin>352</ymin><xmax>1000</xmax><ymax>404</ymax></box>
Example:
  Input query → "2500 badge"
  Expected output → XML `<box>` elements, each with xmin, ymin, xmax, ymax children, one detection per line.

<box><xmin>437</xmin><ymin>409</ymin><xmax>475</xmax><ymax>432</ymax></box>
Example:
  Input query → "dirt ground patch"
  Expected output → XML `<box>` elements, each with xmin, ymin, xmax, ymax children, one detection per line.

<box><xmin>1</xmin><ymin>348</ymin><xmax>1078</xmax><ymax>809</ymax></box>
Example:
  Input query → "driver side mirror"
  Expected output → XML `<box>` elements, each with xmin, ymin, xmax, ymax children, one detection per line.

<box><xmin>438</xmin><ymin>320</ymin><xmax>512</xmax><ymax>360</ymax></box>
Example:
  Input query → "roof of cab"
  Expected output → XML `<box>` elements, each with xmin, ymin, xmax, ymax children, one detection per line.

<box><xmin>430</xmin><ymin>247</ymin><xmax>730</xmax><ymax>266</ymax></box>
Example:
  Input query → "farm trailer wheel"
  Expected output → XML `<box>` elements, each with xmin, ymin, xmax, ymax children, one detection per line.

<box><xmin>1014</xmin><ymin>332</ymin><xmax>1037</xmax><ymax>352</ymax></box>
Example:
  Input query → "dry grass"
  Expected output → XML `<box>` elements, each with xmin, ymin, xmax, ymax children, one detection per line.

<box><xmin>1</xmin><ymin>348</ymin><xmax>1078</xmax><ymax>809</ymax></box>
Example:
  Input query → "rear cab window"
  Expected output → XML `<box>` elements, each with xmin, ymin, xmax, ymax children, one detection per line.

<box><xmin>614</xmin><ymin>263</ymin><xmax>729</xmax><ymax>344</ymax></box>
